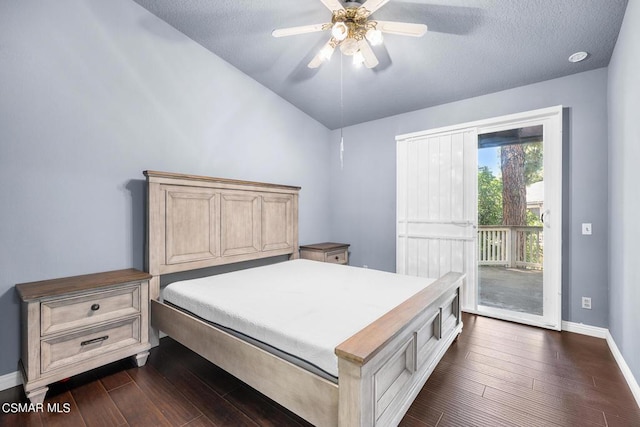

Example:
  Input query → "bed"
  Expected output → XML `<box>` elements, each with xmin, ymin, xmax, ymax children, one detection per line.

<box><xmin>144</xmin><ymin>170</ymin><xmax>463</xmax><ymax>427</ymax></box>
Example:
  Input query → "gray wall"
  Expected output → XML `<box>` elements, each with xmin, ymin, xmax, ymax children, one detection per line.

<box><xmin>328</xmin><ymin>68</ymin><xmax>610</xmax><ymax>327</ymax></box>
<box><xmin>0</xmin><ymin>0</ymin><xmax>331</xmax><ymax>376</ymax></box>
<box><xmin>608</xmin><ymin>0</ymin><xmax>640</xmax><ymax>384</ymax></box>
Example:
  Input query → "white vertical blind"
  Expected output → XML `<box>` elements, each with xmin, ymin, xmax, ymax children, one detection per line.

<box><xmin>397</xmin><ymin>128</ymin><xmax>477</xmax><ymax>309</ymax></box>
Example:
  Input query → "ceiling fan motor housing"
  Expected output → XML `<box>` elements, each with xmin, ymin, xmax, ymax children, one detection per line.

<box><xmin>331</xmin><ymin>6</ymin><xmax>377</xmax><ymax>43</ymax></box>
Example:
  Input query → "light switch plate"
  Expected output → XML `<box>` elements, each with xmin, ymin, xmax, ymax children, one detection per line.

<box><xmin>582</xmin><ymin>223</ymin><xmax>592</xmax><ymax>235</ymax></box>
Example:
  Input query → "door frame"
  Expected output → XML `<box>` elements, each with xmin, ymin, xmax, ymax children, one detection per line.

<box><xmin>396</xmin><ymin>105</ymin><xmax>563</xmax><ymax>330</ymax></box>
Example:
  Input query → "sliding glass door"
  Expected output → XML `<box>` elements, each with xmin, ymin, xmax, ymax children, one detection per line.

<box><xmin>397</xmin><ymin>106</ymin><xmax>562</xmax><ymax>330</ymax></box>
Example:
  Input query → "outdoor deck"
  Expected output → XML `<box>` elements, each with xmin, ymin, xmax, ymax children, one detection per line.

<box><xmin>478</xmin><ymin>265</ymin><xmax>543</xmax><ymax>315</ymax></box>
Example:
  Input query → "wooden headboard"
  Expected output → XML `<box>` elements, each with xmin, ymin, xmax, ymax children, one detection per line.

<box><xmin>144</xmin><ymin>170</ymin><xmax>300</xmax><ymax>308</ymax></box>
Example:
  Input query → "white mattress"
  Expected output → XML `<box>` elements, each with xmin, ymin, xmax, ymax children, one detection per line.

<box><xmin>162</xmin><ymin>259</ymin><xmax>436</xmax><ymax>378</ymax></box>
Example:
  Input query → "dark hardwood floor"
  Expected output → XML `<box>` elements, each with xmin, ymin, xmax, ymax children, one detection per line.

<box><xmin>2</xmin><ymin>313</ymin><xmax>639</xmax><ymax>426</ymax></box>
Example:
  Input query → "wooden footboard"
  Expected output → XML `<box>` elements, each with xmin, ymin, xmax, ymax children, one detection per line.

<box><xmin>336</xmin><ymin>272</ymin><xmax>464</xmax><ymax>427</ymax></box>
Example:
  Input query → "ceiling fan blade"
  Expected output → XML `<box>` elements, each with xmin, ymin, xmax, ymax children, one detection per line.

<box><xmin>359</xmin><ymin>0</ymin><xmax>390</xmax><ymax>16</ymax></box>
<box><xmin>357</xmin><ymin>40</ymin><xmax>379</xmax><ymax>68</ymax></box>
<box><xmin>376</xmin><ymin>21</ymin><xmax>428</xmax><ymax>37</ymax></box>
<box><xmin>272</xmin><ymin>23</ymin><xmax>329</xmax><ymax>38</ymax></box>
<box><xmin>308</xmin><ymin>39</ymin><xmax>336</xmax><ymax>68</ymax></box>
<box><xmin>320</xmin><ymin>0</ymin><xmax>345</xmax><ymax>12</ymax></box>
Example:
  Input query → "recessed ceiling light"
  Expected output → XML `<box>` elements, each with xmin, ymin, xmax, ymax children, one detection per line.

<box><xmin>568</xmin><ymin>51</ymin><xmax>589</xmax><ymax>63</ymax></box>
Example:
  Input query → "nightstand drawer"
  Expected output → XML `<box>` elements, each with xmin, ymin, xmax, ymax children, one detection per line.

<box><xmin>300</xmin><ymin>243</ymin><xmax>350</xmax><ymax>265</ymax></box>
<box><xmin>41</xmin><ymin>285</ymin><xmax>141</xmax><ymax>336</ymax></box>
<box><xmin>325</xmin><ymin>249</ymin><xmax>347</xmax><ymax>264</ymax></box>
<box><xmin>41</xmin><ymin>316</ymin><xmax>141</xmax><ymax>373</ymax></box>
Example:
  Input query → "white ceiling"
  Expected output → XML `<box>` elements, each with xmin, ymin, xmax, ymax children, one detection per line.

<box><xmin>132</xmin><ymin>0</ymin><xmax>628</xmax><ymax>129</ymax></box>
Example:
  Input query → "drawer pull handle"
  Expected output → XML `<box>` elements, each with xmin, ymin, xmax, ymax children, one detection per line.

<box><xmin>81</xmin><ymin>335</ymin><xmax>109</xmax><ymax>346</ymax></box>
<box><xmin>90</xmin><ymin>304</ymin><xmax>100</xmax><ymax>311</ymax></box>
<box><xmin>335</xmin><ymin>256</ymin><xmax>340</xmax><ymax>260</ymax></box>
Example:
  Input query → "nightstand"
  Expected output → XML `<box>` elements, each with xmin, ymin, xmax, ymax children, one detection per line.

<box><xmin>300</xmin><ymin>242</ymin><xmax>350</xmax><ymax>265</ymax></box>
<box><xmin>16</xmin><ymin>269</ymin><xmax>151</xmax><ymax>404</ymax></box>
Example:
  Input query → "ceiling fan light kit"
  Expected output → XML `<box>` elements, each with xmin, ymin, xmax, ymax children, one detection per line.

<box><xmin>353</xmin><ymin>50</ymin><xmax>365</xmax><ymax>67</ymax></box>
<box><xmin>320</xmin><ymin>42</ymin><xmax>337</xmax><ymax>61</ymax></box>
<box><xmin>365</xmin><ymin>28</ymin><xmax>383</xmax><ymax>46</ymax></box>
<box><xmin>331</xmin><ymin>21</ymin><xmax>349</xmax><ymax>41</ymax></box>
<box><xmin>272</xmin><ymin>0</ymin><xmax>427</xmax><ymax>69</ymax></box>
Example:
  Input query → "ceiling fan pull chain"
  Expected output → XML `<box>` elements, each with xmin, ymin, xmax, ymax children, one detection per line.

<box><xmin>340</xmin><ymin>54</ymin><xmax>345</xmax><ymax>170</ymax></box>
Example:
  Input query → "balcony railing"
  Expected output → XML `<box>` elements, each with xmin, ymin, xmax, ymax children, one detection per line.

<box><xmin>478</xmin><ymin>226</ymin><xmax>543</xmax><ymax>269</ymax></box>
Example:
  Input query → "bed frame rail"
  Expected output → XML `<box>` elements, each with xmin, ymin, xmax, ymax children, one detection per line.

<box><xmin>151</xmin><ymin>300</ymin><xmax>339</xmax><ymax>427</ymax></box>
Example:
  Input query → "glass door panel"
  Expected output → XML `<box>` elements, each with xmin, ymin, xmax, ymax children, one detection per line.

<box><xmin>477</xmin><ymin>124</ymin><xmax>552</xmax><ymax>326</ymax></box>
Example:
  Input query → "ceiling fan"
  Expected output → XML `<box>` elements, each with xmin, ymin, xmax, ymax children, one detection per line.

<box><xmin>272</xmin><ymin>0</ymin><xmax>428</xmax><ymax>69</ymax></box>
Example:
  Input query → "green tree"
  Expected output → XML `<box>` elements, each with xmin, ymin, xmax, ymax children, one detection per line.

<box><xmin>501</xmin><ymin>145</ymin><xmax>526</xmax><ymax>226</ymax></box>
<box><xmin>478</xmin><ymin>166</ymin><xmax>503</xmax><ymax>225</ymax></box>
<box><xmin>523</xmin><ymin>141</ymin><xmax>543</xmax><ymax>226</ymax></box>
<box><xmin>499</xmin><ymin>141</ymin><xmax>544</xmax><ymax>226</ymax></box>
<box><xmin>478</xmin><ymin>142</ymin><xmax>543</xmax><ymax>227</ymax></box>
<box><xmin>527</xmin><ymin>210</ymin><xmax>542</xmax><ymax>226</ymax></box>
<box><xmin>524</xmin><ymin>142</ymin><xmax>543</xmax><ymax>185</ymax></box>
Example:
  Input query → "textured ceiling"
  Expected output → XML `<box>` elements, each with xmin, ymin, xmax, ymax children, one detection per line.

<box><xmin>132</xmin><ymin>0</ymin><xmax>628</xmax><ymax>129</ymax></box>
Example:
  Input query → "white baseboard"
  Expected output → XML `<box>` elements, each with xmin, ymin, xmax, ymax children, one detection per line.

<box><xmin>551</xmin><ymin>321</ymin><xmax>639</xmax><ymax>408</ymax></box>
<box><xmin>0</xmin><ymin>370</ymin><xmax>22</xmax><ymax>392</ymax></box>
<box><xmin>606</xmin><ymin>331</ymin><xmax>640</xmax><ymax>408</ymax></box>
<box><xmin>561</xmin><ymin>320</ymin><xmax>608</xmax><ymax>338</ymax></box>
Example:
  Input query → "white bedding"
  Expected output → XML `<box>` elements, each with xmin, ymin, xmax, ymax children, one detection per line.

<box><xmin>162</xmin><ymin>259</ymin><xmax>435</xmax><ymax>378</ymax></box>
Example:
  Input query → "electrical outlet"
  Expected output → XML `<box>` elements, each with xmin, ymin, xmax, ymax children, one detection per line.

<box><xmin>582</xmin><ymin>223</ymin><xmax>592</xmax><ymax>235</ymax></box>
<box><xmin>582</xmin><ymin>297</ymin><xmax>592</xmax><ymax>310</ymax></box>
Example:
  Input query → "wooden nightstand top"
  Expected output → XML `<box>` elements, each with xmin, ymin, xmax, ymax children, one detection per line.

<box><xmin>299</xmin><ymin>242</ymin><xmax>350</xmax><ymax>252</ymax></box>
<box><xmin>16</xmin><ymin>268</ymin><xmax>152</xmax><ymax>301</ymax></box>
